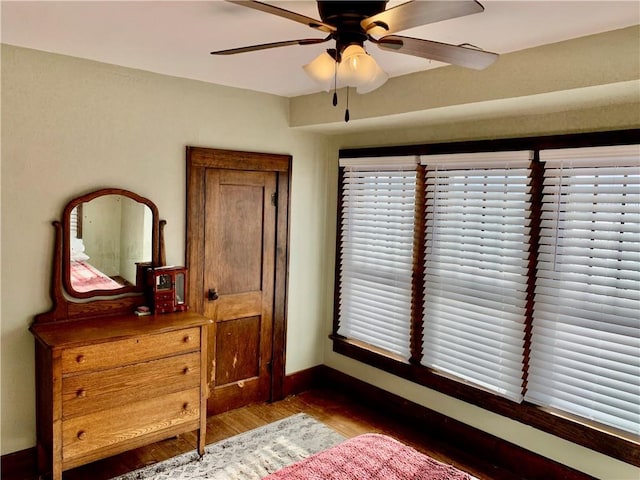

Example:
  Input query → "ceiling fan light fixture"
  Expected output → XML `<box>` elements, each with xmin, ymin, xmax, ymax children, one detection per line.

<box><xmin>356</xmin><ymin>61</ymin><xmax>388</xmax><ymax>94</ymax></box>
<box><xmin>303</xmin><ymin>44</ymin><xmax>388</xmax><ymax>94</ymax></box>
<box><xmin>303</xmin><ymin>51</ymin><xmax>336</xmax><ymax>91</ymax></box>
<box><xmin>338</xmin><ymin>44</ymin><xmax>376</xmax><ymax>86</ymax></box>
<box><xmin>334</xmin><ymin>44</ymin><xmax>388</xmax><ymax>93</ymax></box>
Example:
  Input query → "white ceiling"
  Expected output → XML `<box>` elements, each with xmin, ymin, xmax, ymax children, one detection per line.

<box><xmin>2</xmin><ymin>1</ymin><xmax>639</xmax><ymax>98</ymax></box>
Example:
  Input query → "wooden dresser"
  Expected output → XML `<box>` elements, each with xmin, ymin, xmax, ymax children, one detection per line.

<box><xmin>31</xmin><ymin>189</ymin><xmax>212</xmax><ymax>480</ymax></box>
<box><xmin>31</xmin><ymin>311</ymin><xmax>210</xmax><ymax>480</ymax></box>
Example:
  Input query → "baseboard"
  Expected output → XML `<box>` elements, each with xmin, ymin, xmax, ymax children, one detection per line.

<box><xmin>317</xmin><ymin>365</ymin><xmax>596</xmax><ymax>480</ymax></box>
<box><xmin>1</xmin><ymin>447</ymin><xmax>37</xmax><ymax>480</ymax></box>
<box><xmin>282</xmin><ymin>365</ymin><xmax>324</xmax><ymax>397</ymax></box>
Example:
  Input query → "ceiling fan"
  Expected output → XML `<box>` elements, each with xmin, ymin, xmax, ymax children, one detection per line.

<box><xmin>212</xmin><ymin>0</ymin><xmax>498</xmax><ymax>120</ymax></box>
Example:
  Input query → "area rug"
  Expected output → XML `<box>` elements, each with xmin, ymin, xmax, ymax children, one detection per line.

<box><xmin>111</xmin><ymin>413</ymin><xmax>346</xmax><ymax>480</ymax></box>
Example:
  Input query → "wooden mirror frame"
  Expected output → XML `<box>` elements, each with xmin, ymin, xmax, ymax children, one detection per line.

<box><xmin>62</xmin><ymin>188</ymin><xmax>161</xmax><ymax>299</ymax></box>
<box><xmin>36</xmin><ymin>188</ymin><xmax>166</xmax><ymax>323</ymax></box>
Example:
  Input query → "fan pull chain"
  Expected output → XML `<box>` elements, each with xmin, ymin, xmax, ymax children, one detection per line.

<box><xmin>332</xmin><ymin>59</ymin><xmax>338</xmax><ymax>107</ymax></box>
<box><xmin>344</xmin><ymin>87</ymin><xmax>350</xmax><ymax>122</ymax></box>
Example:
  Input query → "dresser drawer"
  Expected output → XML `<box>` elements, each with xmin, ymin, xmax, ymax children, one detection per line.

<box><xmin>61</xmin><ymin>327</ymin><xmax>200</xmax><ymax>374</ymax></box>
<box><xmin>62</xmin><ymin>352</ymin><xmax>200</xmax><ymax>419</ymax></box>
<box><xmin>62</xmin><ymin>388</ymin><xmax>200</xmax><ymax>462</ymax></box>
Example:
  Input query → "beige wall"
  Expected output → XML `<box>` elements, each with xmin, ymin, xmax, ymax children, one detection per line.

<box><xmin>2</xmin><ymin>23</ymin><xmax>639</xmax><ymax>479</ymax></box>
<box><xmin>0</xmin><ymin>44</ymin><xmax>330</xmax><ymax>455</ymax></box>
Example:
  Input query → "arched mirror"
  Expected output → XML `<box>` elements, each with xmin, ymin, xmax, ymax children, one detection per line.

<box><xmin>62</xmin><ymin>188</ymin><xmax>161</xmax><ymax>298</ymax></box>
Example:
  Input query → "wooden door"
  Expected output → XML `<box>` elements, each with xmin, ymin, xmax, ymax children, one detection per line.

<box><xmin>186</xmin><ymin>148</ymin><xmax>290</xmax><ymax>415</ymax></box>
<box><xmin>204</xmin><ymin>169</ymin><xmax>275</xmax><ymax>413</ymax></box>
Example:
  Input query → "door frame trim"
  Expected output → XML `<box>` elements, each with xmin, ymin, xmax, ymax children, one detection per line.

<box><xmin>185</xmin><ymin>147</ymin><xmax>291</xmax><ymax>402</ymax></box>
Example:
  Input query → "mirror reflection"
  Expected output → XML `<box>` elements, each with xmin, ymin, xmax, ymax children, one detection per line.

<box><xmin>69</xmin><ymin>195</ymin><xmax>154</xmax><ymax>293</ymax></box>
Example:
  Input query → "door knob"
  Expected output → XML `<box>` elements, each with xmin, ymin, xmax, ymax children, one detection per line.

<box><xmin>207</xmin><ymin>289</ymin><xmax>219</xmax><ymax>301</ymax></box>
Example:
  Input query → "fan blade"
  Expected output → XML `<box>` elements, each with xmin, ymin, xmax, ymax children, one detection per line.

<box><xmin>227</xmin><ymin>1</ymin><xmax>335</xmax><ymax>33</ymax></box>
<box><xmin>378</xmin><ymin>35</ymin><xmax>498</xmax><ymax>70</ymax></box>
<box><xmin>362</xmin><ymin>0</ymin><xmax>484</xmax><ymax>35</ymax></box>
<box><xmin>211</xmin><ymin>37</ymin><xmax>329</xmax><ymax>55</ymax></box>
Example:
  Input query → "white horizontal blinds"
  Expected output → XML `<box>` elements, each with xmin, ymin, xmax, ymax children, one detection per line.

<box><xmin>70</xmin><ymin>206</ymin><xmax>79</xmax><ymax>237</ymax></box>
<box><xmin>337</xmin><ymin>156</ymin><xmax>418</xmax><ymax>359</ymax></box>
<box><xmin>421</xmin><ymin>151</ymin><xmax>533</xmax><ymax>402</ymax></box>
<box><xmin>527</xmin><ymin>144</ymin><xmax>640</xmax><ymax>435</ymax></box>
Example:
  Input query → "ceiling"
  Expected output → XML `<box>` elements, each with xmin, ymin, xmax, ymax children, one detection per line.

<box><xmin>2</xmin><ymin>1</ymin><xmax>639</xmax><ymax>98</ymax></box>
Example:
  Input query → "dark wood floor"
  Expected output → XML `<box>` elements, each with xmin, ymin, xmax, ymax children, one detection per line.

<box><xmin>27</xmin><ymin>387</ymin><xmax>518</xmax><ymax>480</ymax></box>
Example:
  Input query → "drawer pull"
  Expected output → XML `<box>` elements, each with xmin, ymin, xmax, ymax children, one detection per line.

<box><xmin>183</xmin><ymin>367</ymin><xmax>191</xmax><ymax>375</ymax></box>
<box><xmin>182</xmin><ymin>402</ymin><xmax>190</xmax><ymax>411</ymax></box>
<box><xmin>183</xmin><ymin>335</ymin><xmax>192</xmax><ymax>343</ymax></box>
<box><xmin>77</xmin><ymin>430</ymin><xmax>87</xmax><ymax>440</ymax></box>
<box><xmin>76</xmin><ymin>355</ymin><xmax>86</xmax><ymax>364</ymax></box>
<box><xmin>76</xmin><ymin>389</ymin><xmax>87</xmax><ymax>398</ymax></box>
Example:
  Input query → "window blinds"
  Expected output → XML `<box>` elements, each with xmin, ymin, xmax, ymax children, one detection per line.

<box><xmin>527</xmin><ymin>145</ymin><xmax>640</xmax><ymax>435</ymax></box>
<box><xmin>337</xmin><ymin>157</ymin><xmax>418</xmax><ymax>359</ymax></box>
<box><xmin>70</xmin><ymin>205</ymin><xmax>81</xmax><ymax>238</ymax></box>
<box><xmin>421</xmin><ymin>151</ymin><xmax>533</xmax><ymax>402</ymax></box>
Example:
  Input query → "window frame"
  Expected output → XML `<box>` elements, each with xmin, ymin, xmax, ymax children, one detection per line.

<box><xmin>332</xmin><ymin>129</ymin><xmax>640</xmax><ymax>466</ymax></box>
